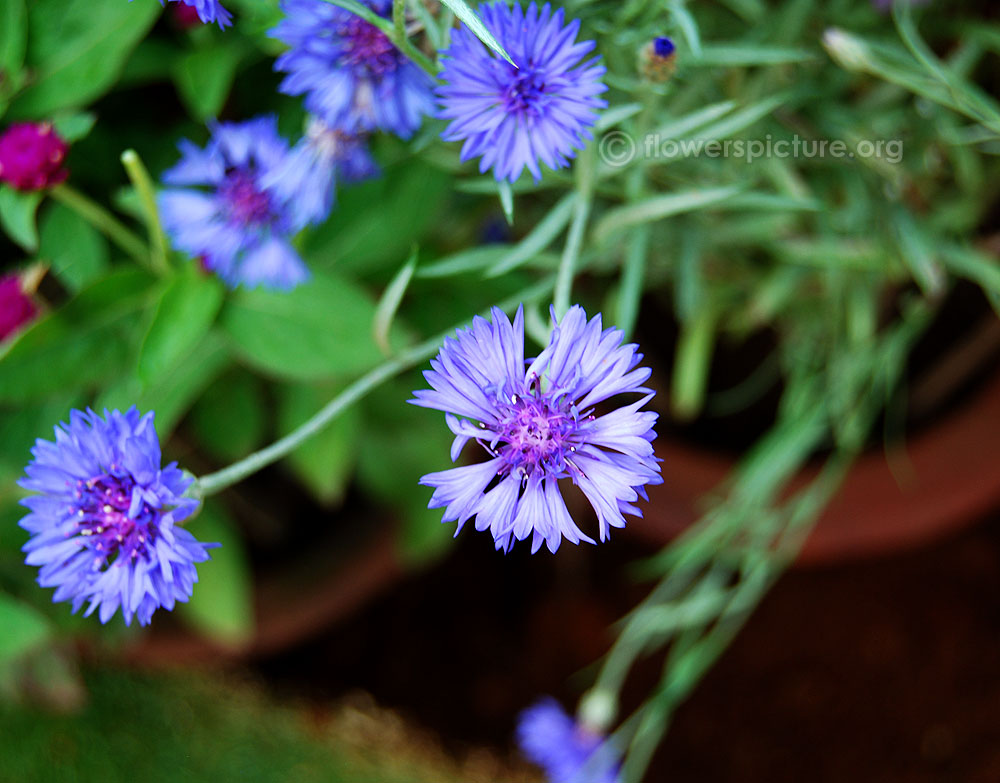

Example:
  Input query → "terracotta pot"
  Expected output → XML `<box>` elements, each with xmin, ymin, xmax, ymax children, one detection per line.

<box><xmin>632</xmin><ymin>361</ymin><xmax>1000</xmax><ymax>566</ymax></box>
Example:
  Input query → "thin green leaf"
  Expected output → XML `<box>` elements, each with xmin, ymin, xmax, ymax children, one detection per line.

<box><xmin>498</xmin><ymin>179</ymin><xmax>514</xmax><ymax>225</ymax></box>
<box><xmin>485</xmin><ymin>192</ymin><xmax>577</xmax><ymax>277</ymax></box>
<box><xmin>373</xmin><ymin>250</ymin><xmax>417</xmax><ymax>356</ymax></box>
<box><xmin>439</xmin><ymin>0</ymin><xmax>515</xmax><ymax>66</ymax></box>
<box><xmin>593</xmin><ymin>186</ymin><xmax>742</xmax><ymax>244</ymax></box>
<box><xmin>688</xmin><ymin>44</ymin><xmax>815</xmax><ymax>67</ymax></box>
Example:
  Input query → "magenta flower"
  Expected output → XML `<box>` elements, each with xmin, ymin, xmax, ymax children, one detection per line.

<box><xmin>0</xmin><ymin>275</ymin><xmax>38</xmax><ymax>340</ymax></box>
<box><xmin>0</xmin><ymin>123</ymin><xmax>69</xmax><ymax>191</ymax></box>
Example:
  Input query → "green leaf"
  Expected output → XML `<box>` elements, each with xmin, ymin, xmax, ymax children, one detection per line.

<box><xmin>593</xmin><ymin>186</ymin><xmax>742</xmax><ymax>244</ymax></box>
<box><xmin>0</xmin><ymin>186</ymin><xmax>42</xmax><ymax>252</ymax></box>
<box><xmin>497</xmin><ymin>180</ymin><xmax>514</xmax><ymax>225</ymax></box>
<box><xmin>219</xmin><ymin>271</ymin><xmax>387</xmax><ymax>381</ymax></box>
<box><xmin>0</xmin><ymin>0</ymin><xmax>27</xmax><ymax>80</ymax></box>
<box><xmin>50</xmin><ymin>111</ymin><xmax>96</xmax><ymax>142</ymax></box>
<box><xmin>0</xmin><ymin>394</ymin><xmax>83</xmax><ymax>480</ymax></box>
<box><xmin>277</xmin><ymin>382</ymin><xmax>360</xmax><ymax>505</ymax></box>
<box><xmin>8</xmin><ymin>0</ymin><xmax>160</xmax><ymax>118</ymax></box>
<box><xmin>138</xmin><ymin>266</ymin><xmax>225</xmax><ymax>385</ymax></box>
<box><xmin>303</xmin><ymin>160</ymin><xmax>450</xmax><ymax>275</ymax></box>
<box><xmin>439</xmin><ymin>0</ymin><xmax>515</xmax><ymax>66</ymax></box>
<box><xmin>0</xmin><ymin>268</ymin><xmax>155</xmax><ymax>404</ymax></box>
<box><xmin>0</xmin><ymin>593</ymin><xmax>52</xmax><ymax>665</ymax></box>
<box><xmin>173</xmin><ymin>42</ymin><xmax>244</xmax><ymax>121</ymax></box>
<box><xmin>177</xmin><ymin>502</ymin><xmax>254</xmax><ymax>648</ymax></box>
<box><xmin>373</xmin><ymin>251</ymin><xmax>417</xmax><ymax>356</ymax></box>
<box><xmin>689</xmin><ymin>44</ymin><xmax>815</xmax><ymax>67</ymax></box>
<box><xmin>189</xmin><ymin>369</ymin><xmax>266</xmax><ymax>462</ymax></box>
<box><xmin>38</xmin><ymin>202</ymin><xmax>109</xmax><ymax>292</ymax></box>
<box><xmin>95</xmin><ymin>331</ymin><xmax>230</xmax><ymax>437</ymax></box>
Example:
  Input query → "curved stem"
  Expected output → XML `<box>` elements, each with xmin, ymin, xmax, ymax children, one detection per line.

<box><xmin>49</xmin><ymin>184</ymin><xmax>149</xmax><ymax>267</ymax></box>
<box><xmin>195</xmin><ymin>276</ymin><xmax>556</xmax><ymax>498</ymax></box>
<box><xmin>195</xmin><ymin>337</ymin><xmax>438</xmax><ymax>497</ymax></box>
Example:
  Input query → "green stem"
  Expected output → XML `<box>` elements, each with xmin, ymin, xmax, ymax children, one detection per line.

<box><xmin>392</xmin><ymin>0</ymin><xmax>407</xmax><ymax>39</ymax></box>
<box><xmin>553</xmin><ymin>144</ymin><xmax>595</xmax><ymax>320</ymax></box>
<box><xmin>49</xmin><ymin>184</ymin><xmax>149</xmax><ymax>267</ymax></box>
<box><xmin>195</xmin><ymin>277</ymin><xmax>555</xmax><ymax>498</ymax></box>
<box><xmin>121</xmin><ymin>150</ymin><xmax>170</xmax><ymax>276</ymax></box>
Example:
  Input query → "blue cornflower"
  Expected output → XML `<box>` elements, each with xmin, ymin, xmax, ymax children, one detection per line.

<box><xmin>270</xmin><ymin>0</ymin><xmax>435</xmax><ymax>139</ymax></box>
<box><xmin>18</xmin><ymin>408</ymin><xmax>215</xmax><ymax>627</ymax></box>
<box><xmin>167</xmin><ymin>0</ymin><xmax>232</xmax><ymax>29</ymax></box>
<box><xmin>263</xmin><ymin>116</ymin><xmax>378</xmax><ymax>226</ymax></box>
<box><xmin>159</xmin><ymin>116</ymin><xmax>314</xmax><ymax>291</ymax></box>
<box><xmin>411</xmin><ymin>305</ymin><xmax>661</xmax><ymax>553</ymax></box>
<box><xmin>517</xmin><ymin>699</ymin><xmax>621</xmax><ymax>783</ymax></box>
<box><xmin>436</xmin><ymin>2</ymin><xmax>608</xmax><ymax>183</ymax></box>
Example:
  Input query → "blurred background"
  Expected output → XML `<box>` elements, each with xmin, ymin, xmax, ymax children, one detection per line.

<box><xmin>2</xmin><ymin>0</ymin><xmax>1000</xmax><ymax>780</ymax></box>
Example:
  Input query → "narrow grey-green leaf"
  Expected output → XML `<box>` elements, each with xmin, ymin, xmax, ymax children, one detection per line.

<box><xmin>593</xmin><ymin>186</ymin><xmax>741</xmax><ymax>243</ymax></box>
<box><xmin>439</xmin><ymin>0</ymin><xmax>515</xmax><ymax>66</ymax></box>
<box><xmin>374</xmin><ymin>250</ymin><xmax>417</xmax><ymax>356</ymax></box>
<box><xmin>498</xmin><ymin>179</ymin><xmax>514</xmax><ymax>225</ymax></box>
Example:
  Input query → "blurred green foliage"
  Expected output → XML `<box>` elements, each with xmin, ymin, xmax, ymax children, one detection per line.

<box><xmin>0</xmin><ymin>666</ymin><xmax>477</xmax><ymax>783</ymax></box>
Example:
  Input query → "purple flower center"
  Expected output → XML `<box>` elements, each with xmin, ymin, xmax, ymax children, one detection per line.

<box><xmin>220</xmin><ymin>168</ymin><xmax>273</xmax><ymax>226</ymax></box>
<box><xmin>494</xmin><ymin>380</ymin><xmax>582</xmax><ymax>478</ymax></box>
<box><xmin>338</xmin><ymin>16</ymin><xmax>400</xmax><ymax>74</ymax></box>
<box><xmin>500</xmin><ymin>66</ymin><xmax>548</xmax><ymax>117</ymax></box>
<box><xmin>74</xmin><ymin>473</ymin><xmax>158</xmax><ymax>566</ymax></box>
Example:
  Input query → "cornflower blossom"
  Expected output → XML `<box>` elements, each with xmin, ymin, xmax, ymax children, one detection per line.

<box><xmin>263</xmin><ymin>116</ymin><xmax>378</xmax><ymax>225</ymax></box>
<box><xmin>411</xmin><ymin>305</ymin><xmax>661</xmax><ymax>553</ymax></box>
<box><xmin>270</xmin><ymin>0</ymin><xmax>435</xmax><ymax>139</ymax></box>
<box><xmin>436</xmin><ymin>2</ymin><xmax>608</xmax><ymax>182</ymax></box>
<box><xmin>0</xmin><ymin>122</ymin><xmax>69</xmax><ymax>191</ymax></box>
<box><xmin>159</xmin><ymin>116</ymin><xmax>315</xmax><ymax>291</ymax></box>
<box><xmin>165</xmin><ymin>0</ymin><xmax>232</xmax><ymax>29</ymax></box>
<box><xmin>517</xmin><ymin>699</ymin><xmax>621</xmax><ymax>783</ymax></box>
<box><xmin>18</xmin><ymin>408</ymin><xmax>214</xmax><ymax>627</ymax></box>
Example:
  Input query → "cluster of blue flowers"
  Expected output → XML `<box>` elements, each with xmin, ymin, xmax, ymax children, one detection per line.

<box><xmin>21</xmin><ymin>3</ymin><xmax>650</xmax><ymax>776</ymax></box>
<box><xmin>158</xmin><ymin>0</ymin><xmax>607</xmax><ymax>290</ymax></box>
